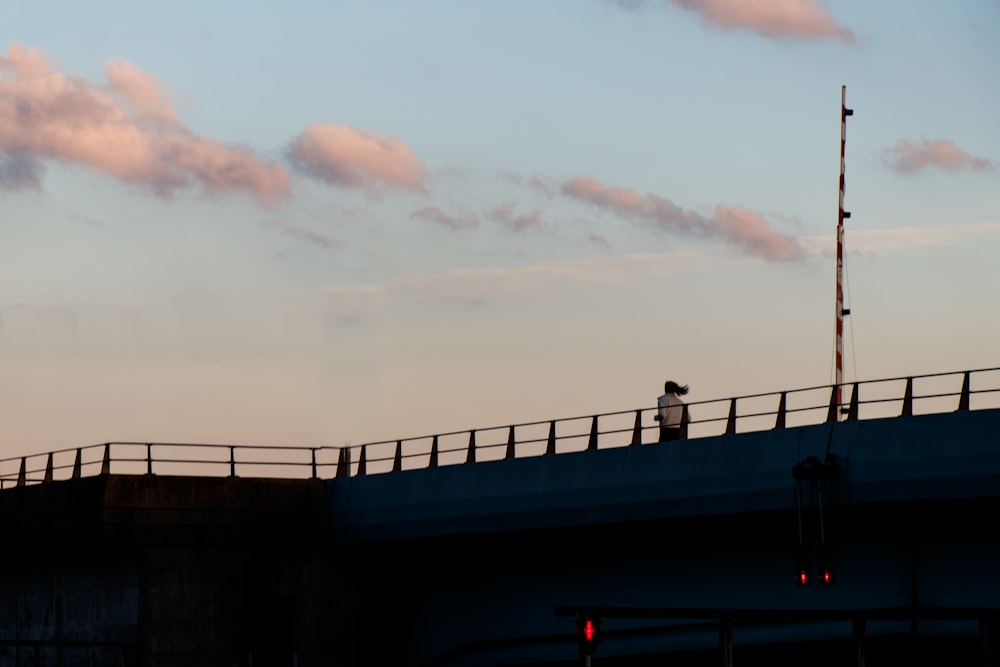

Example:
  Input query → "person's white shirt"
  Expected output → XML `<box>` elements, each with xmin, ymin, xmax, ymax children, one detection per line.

<box><xmin>657</xmin><ymin>392</ymin><xmax>686</xmax><ymax>427</ymax></box>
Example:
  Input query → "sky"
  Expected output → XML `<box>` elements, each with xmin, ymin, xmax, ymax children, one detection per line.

<box><xmin>2</xmin><ymin>0</ymin><xmax>999</xmax><ymax>460</ymax></box>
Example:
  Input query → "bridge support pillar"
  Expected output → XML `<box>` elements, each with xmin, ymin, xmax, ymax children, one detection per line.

<box><xmin>719</xmin><ymin>620</ymin><xmax>733</xmax><ymax>667</ymax></box>
<box><xmin>852</xmin><ymin>618</ymin><xmax>866</xmax><ymax>667</ymax></box>
<box><xmin>981</xmin><ymin>616</ymin><xmax>1000</xmax><ymax>667</ymax></box>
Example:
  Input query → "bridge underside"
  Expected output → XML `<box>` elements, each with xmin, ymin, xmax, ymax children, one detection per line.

<box><xmin>346</xmin><ymin>495</ymin><xmax>1000</xmax><ymax>666</ymax></box>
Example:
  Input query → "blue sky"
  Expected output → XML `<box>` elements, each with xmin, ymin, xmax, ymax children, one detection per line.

<box><xmin>2</xmin><ymin>0</ymin><xmax>998</xmax><ymax>456</ymax></box>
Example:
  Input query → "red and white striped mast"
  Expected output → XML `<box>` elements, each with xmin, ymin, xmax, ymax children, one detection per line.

<box><xmin>835</xmin><ymin>85</ymin><xmax>854</xmax><ymax>417</ymax></box>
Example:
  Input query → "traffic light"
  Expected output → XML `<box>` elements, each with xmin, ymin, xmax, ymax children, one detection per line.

<box><xmin>795</xmin><ymin>542</ymin><xmax>810</xmax><ymax>586</ymax></box>
<box><xmin>795</xmin><ymin>542</ymin><xmax>836</xmax><ymax>586</ymax></box>
<box><xmin>817</xmin><ymin>543</ymin><xmax>835</xmax><ymax>586</ymax></box>
<box><xmin>576</xmin><ymin>615</ymin><xmax>601</xmax><ymax>657</ymax></box>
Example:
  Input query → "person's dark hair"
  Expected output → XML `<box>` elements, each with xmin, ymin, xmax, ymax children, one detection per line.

<box><xmin>664</xmin><ymin>380</ymin><xmax>689</xmax><ymax>395</ymax></box>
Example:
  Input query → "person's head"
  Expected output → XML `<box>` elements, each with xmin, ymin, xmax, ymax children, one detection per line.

<box><xmin>664</xmin><ymin>380</ymin><xmax>689</xmax><ymax>396</ymax></box>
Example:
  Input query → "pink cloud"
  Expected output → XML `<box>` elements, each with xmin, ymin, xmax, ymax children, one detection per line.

<box><xmin>490</xmin><ymin>202</ymin><xmax>543</xmax><ymax>232</ymax></box>
<box><xmin>0</xmin><ymin>43</ymin><xmax>290</xmax><ymax>202</ymax></box>
<box><xmin>562</xmin><ymin>176</ymin><xmax>805</xmax><ymax>261</ymax></box>
<box><xmin>104</xmin><ymin>59</ymin><xmax>179</xmax><ymax>127</ymax></box>
<box><xmin>411</xmin><ymin>206</ymin><xmax>478</xmax><ymax>230</ymax></box>
<box><xmin>670</xmin><ymin>0</ymin><xmax>855</xmax><ymax>41</ymax></box>
<box><xmin>882</xmin><ymin>136</ymin><xmax>995</xmax><ymax>174</ymax></box>
<box><xmin>0</xmin><ymin>42</ymin><xmax>52</xmax><ymax>80</ymax></box>
<box><xmin>712</xmin><ymin>204</ymin><xmax>804</xmax><ymax>261</ymax></box>
<box><xmin>563</xmin><ymin>177</ymin><xmax>703</xmax><ymax>230</ymax></box>
<box><xmin>501</xmin><ymin>172</ymin><xmax>556</xmax><ymax>198</ymax></box>
<box><xmin>289</xmin><ymin>124</ymin><xmax>426</xmax><ymax>192</ymax></box>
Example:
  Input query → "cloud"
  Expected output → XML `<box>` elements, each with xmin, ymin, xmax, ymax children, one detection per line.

<box><xmin>0</xmin><ymin>42</ymin><xmax>51</xmax><ymax>80</ymax></box>
<box><xmin>608</xmin><ymin>0</ymin><xmax>651</xmax><ymax>10</ymax></box>
<box><xmin>0</xmin><ymin>152</ymin><xmax>43</xmax><ymax>190</ymax></box>
<box><xmin>104</xmin><ymin>59</ymin><xmax>179</xmax><ymax>127</ymax></box>
<box><xmin>289</xmin><ymin>124</ymin><xmax>427</xmax><ymax>192</ymax></box>
<box><xmin>283</xmin><ymin>227</ymin><xmax>338</xmax><ymax>249</ymax></box>
<box><xmin>668</xmin><ymin>0</ymin><xmax>855</xmax><ymax>41</ymax></box>
<box><xmin>562</xmin><ymin>176</ymin><xmax>805</xmax><ymax>261</ymax></box>
<box><xmin>411</xmin><ymin>206</ymin><xmax>479</xmax><ymax>230</ymax></box>
<box><xmin>316</xmin><ymin>252</ymin><xmax>730</xmax><ymax>316</ymax></box>
<box><xmin>490</xmin><ymin>202</ymin><xmax>543</xmax><ymax>232</ymax></box>
<box><xmin>388</xmin><ymin>251</ymin><xmax>724</xmax><ymax>302</ymax></box>
<box><xmin>801</xmin><ymin>221</ymin><xmax>1000</xmax><ymax>256</ymax></box>
<box><xmin>0</xmin><ymin>42</ymin><xmax>290</xmax><ymax>202</ymax></box>
<box><xmin>589</xmin><ymin>234</ymin><xmax>612</xmax><ymax>248</ymax></box>
<box><xmin>501</xmin><ymin>172</ymin><xmax>556</xmax><ymax>198</ymax></box>
<box><xmin>882</xmin><ymin>136</ymin><xmax>995</xmax><ymax>174</ymax></box>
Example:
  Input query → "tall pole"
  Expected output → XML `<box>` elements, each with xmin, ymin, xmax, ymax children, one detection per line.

<box><xmin>835</xmin><ymin>86</ymin><xmax>854</xmax><ymax>417</ymax></box>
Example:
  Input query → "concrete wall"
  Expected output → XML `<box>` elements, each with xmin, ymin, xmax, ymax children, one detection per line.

<box><xmin>0</xmin><ymin>476</ymin><xmax>339</xmax><ymax>667</ymax></box>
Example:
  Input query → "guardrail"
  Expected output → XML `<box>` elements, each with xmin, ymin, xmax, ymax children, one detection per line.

<box><xmin>2</xmin><ymin>367</ymin><xmax>998</xmax><ymax>488</ymax></box>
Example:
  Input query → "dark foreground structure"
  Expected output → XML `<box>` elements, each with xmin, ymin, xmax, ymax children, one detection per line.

<box><xmin>2</xmin><ymin>369</ymin><xmax>1000</xmax><ymax>666</ymax></box>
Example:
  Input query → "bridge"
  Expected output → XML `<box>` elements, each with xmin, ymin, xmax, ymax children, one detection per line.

<box><xmin>1</xmin><ymin>367</ymin><xmax>999</xmax><ymax>666</ymax></box>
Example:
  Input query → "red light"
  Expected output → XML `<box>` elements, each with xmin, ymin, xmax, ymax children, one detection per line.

<box><xmin>584</xmin><ymin>619</ymin><xmax>595</xmax><ymax>642</ymax></box>
<box><xmin>822</xmin><ymin>570</ymin><xmax>831</xmax><ymax>584</ymax></box>
<box><xmin>798</xmin><ymin>570</ymin><xmax>808</xmax><ymax>585</ymax></box>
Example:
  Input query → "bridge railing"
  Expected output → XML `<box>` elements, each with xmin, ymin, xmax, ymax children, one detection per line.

<box><xmin>344</xmin><ymin>366</ymin><xmax>1000</xmax><ymax>476</ymax></box>
<box><xmin>0</xmin><ymin>441</ymin><xmax>341</xmax><ymax>489</ymax></box>
<box><xmin>1</xmin><ymin>367</ymin><xmax>998</xmax><ymax>487</ymax></box>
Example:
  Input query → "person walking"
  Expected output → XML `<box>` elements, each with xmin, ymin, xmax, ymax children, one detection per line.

<box><xmin>656</xmin><ymin>380</ymin><xmax>691</xmax><ymax>441</ymax></box>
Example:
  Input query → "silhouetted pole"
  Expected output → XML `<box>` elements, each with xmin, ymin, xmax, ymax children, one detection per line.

<box><xmin>835</xmin><ymin>85</ymin><xmax>854</xmax><ymax>418</ymax></box>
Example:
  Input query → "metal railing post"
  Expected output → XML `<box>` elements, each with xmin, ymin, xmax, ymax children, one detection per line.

<box><xmin>546</xmin><ymin>421</ymin><xmax>556</xmax><ymax>455</ymax></box>
<box><xmin>229</xmin><ymin>446</ymin><xmax>236</xmax><ymax>478</ymax></box>
<box><xmin>72</xmin><ymin>448</ymin><xmax>82</xmax><ymax>479</ymax></box>
<box><xmin>774</xmin><ymin>392</ymin><xmax>786</xmax><ymax>430</ymax></box>
<box><xmin>428</xmin><ymin>436</ymin><xmax>439</xmax><ymax>468</ymax></box>
<box><xmin>17</xmin><ymin>457</ymin><xmax>26</xmax><ymax>487</ymax></box>
<box><xmin>311</xmin><ymin>448</ymin><xmax>318</xmax><ymax>479</ymax></box>
<box><xmin>336</xmin><ymin>447</ymin><xmax>350</xmax><ymax>478</ymax></box>
<box><xmin>847</xmin><ymin>382</ymin><xmax>859</xmax><ymax>421</ymax></box>
<box><xmin>726</xmin><ymin>398</ymin><xmax>738</xmax><ymax>435</ymax></box>
<box><xmin>958</xmin><ymin>371</ymin><xmax>971</xmax><ymax>411</ymax></box>
<box><xmin>901</xmin><ymin>377</ymin><xmax>913</xmax><ymax>416</ymax></box>
<box><xmin>146</xmin><ymin>443</ymin><xmax>154</xmax><ymax>475</ymax></box>
<box><xmin>827</xmin><ymin>386</ymin><xmax>840</xmax><ymax>423</ymax></box>
<box><xmin>392</xmin><ymin>440</ymin><xmax>402</xmax><ymax>472</ymax></box>
<box><xmin>357</xmin><ymin>445</ymin><xmax>367</xmax><ymax>476</ymax></box>
<box><xmin>101</xmin><ymin>444</ymin><xmax>111</xmax><ymax>475</ymax></box>
<box><xmin>630</xmin><ymin>410</ymin><xmax>642</xmax><ymax>445</ymax></box>
<box><xmin>466</xmin><ymin>430</ymin><xmax>476</xmax><ymax>464</ymax></box>
<box><xmin>505</xmin><ymin>426</ymin><xmax>516</xmax><ymax>460</ymax></box>
<box><xmin>587</xmin><ymin>416</ymin><xmax>598</xmax><ymax>451</ymax></box>
<box><xmin>44</xmin><ymin>452</ymin><xmax>53</xmax><ymax>483</ymax></box>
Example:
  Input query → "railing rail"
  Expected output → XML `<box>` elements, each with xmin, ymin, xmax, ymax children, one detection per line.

<box><xmin>2</xmin><ymin>367</ymin><xmax>998</xmax><ymax>487</ymax></box>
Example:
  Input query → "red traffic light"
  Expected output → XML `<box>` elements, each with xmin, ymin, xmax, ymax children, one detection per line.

<box><xmin>818</xmin><ymin>543</ymin><xmax>835</xmax><ymax>585</ymax></box>
<box><xmin>576</xmin><ymin>615</ymin><xmax>601</xmax><ymax>654</ymax></box>
<box><xmin>795</xmin><ymin>543</ymin><xmax>810</xmax><ymax>586</ymax></box>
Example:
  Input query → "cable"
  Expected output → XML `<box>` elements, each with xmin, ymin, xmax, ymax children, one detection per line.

<box><xmin>843</xmin><ymin>250</ymin><xmax>858</xmax><ymax>386</ymax></box>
